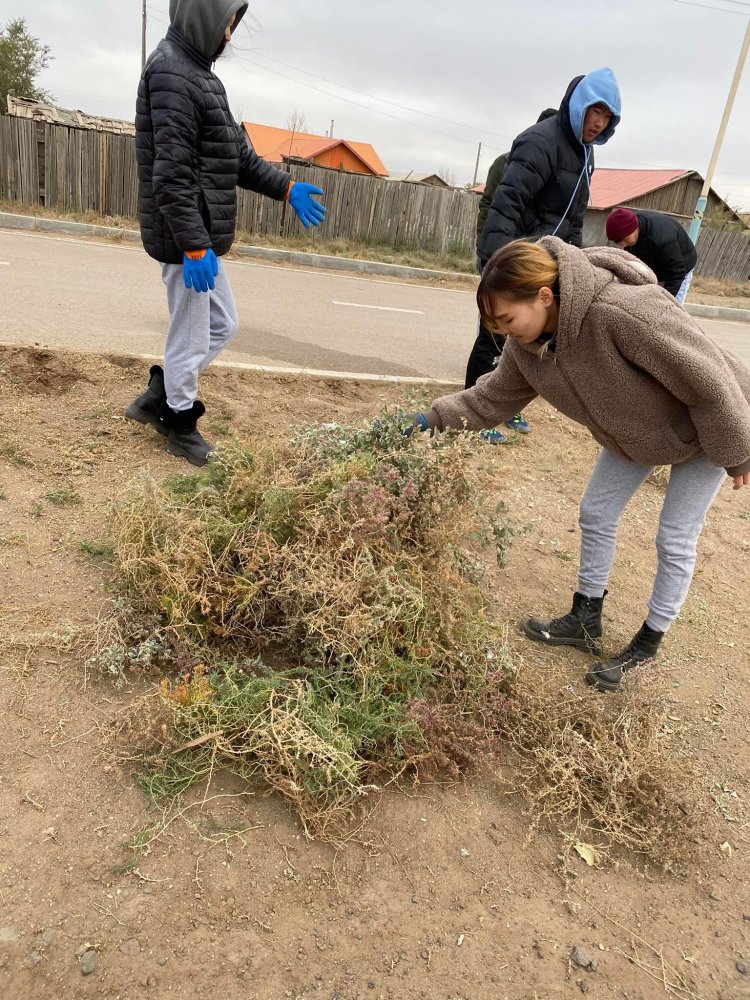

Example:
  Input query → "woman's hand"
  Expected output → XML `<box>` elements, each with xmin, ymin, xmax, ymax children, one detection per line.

<box><xmin>732</xmin><ymin>471</ymin><xmax>750</xmax><ymax>490</ymax></box>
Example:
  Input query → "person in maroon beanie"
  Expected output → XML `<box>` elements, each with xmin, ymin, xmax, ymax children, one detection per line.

<box><xmin>605</xmin><ymin>207</ymin><xmax>697</xmax><ymax>304</ymax></box>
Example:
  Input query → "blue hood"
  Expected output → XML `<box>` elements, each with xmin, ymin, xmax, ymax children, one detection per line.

<box><xmin>567</xmin><ymin>67</ymin><xmax>621</xmax><ymax>146</ymax></box>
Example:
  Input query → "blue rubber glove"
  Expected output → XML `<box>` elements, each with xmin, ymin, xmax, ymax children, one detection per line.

<box><xmin>183</xmin><ymin>248</ymin><xmax>219</xmax><ymax>293</ymax></box>
<box><xmin>402</xmin><ymin>413</ymin><xmax>429</xmax><ymax>438</ymax></box>
<box><xmin>288</xmin><ymin>182</ymin><xmax>326</xmax><ymax>228</ymax></box>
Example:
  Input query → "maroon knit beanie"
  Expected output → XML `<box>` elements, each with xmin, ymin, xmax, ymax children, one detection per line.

<box><xmin>606</xmin><ymin>208</ymin><xmax>638</xmax><ymax>242</ymax></box>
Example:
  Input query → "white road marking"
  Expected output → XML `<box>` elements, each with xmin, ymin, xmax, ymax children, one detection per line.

<box><xmin>332</xmin><ymin>300</ymin><xmax>425</xmax><ymax>315</ymax></box>
<box><xmin>0</xmin><ymin>261</ymin><xmax>10</xmax><ymax>266</ymax></box>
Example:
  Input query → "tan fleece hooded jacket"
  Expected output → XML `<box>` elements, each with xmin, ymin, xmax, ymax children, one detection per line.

<box><xmin>428</xmin><ymin>237</ymin><xmax>750</xmax><ymax>477</ymax></box>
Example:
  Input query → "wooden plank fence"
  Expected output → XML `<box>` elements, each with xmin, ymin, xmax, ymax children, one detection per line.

<box><xmin>695</xmin><ymin>227</ymin><xmax>750</xmax><ymax>282</ymax></box>
<box><xmin>0</xmin><ymin>115</ymin><xmax>38</xmax><ymax>203</ymax></box>
<box><xmin>2</xmin><ymin>114</ymin><xmax>749</xmax><ymax>277</ymax></box>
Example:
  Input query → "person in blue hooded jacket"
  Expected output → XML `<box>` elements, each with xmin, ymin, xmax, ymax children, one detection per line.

<box><xmin>466</xmin><ymin>69</ymin><xmax>621</xmax><ymax>426</ymax></box>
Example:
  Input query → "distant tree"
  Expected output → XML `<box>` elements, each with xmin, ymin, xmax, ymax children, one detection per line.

<box><xmin>0</xmin><ymin>17</ymin><xmax>54</xmax><ymax>105</ymax></box>
<box><xmin>285</xmin><ymin>108</ymin><xmax>307</xmax><ymax>134</ymax></box>
<box><xmin>438</xmin><ymin>164</ymin><xmax>457</xmax><ymax>188</ymax></box>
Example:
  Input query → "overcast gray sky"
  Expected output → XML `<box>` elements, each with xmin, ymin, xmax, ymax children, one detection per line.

<box><xmin>11</xmin><ymin>0</ymin><xmax>750</xmax><ymax>209</ymax></box>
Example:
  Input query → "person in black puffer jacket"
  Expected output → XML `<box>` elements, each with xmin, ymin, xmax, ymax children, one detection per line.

<box><xmin>465</xmin><ymin>69</ymin><xmax>622</xmax><ymax>428</ymax></box>
<box><xmin>126</xmin><ymin>0</ymin><xmax>326</xmax><ymax>467</ymax></box>
<box><xmin>475</xmin><ymin>110</ymin><xmax>558</xmax><ymax>250</ymax></box>
<box><xmin>605</xmin><ymin>208</ymin><xmax>698</xmax><ymax>304</ymax></box>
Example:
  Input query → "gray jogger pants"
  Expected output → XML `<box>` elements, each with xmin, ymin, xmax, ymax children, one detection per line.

<box><xmin>161</xmin><ymin>259</ymin><xmax>239</xmax><ymax>412</ymax></box>
<box><xmin>577</xmin><ymin>449</ymin><xmax>726</xmax><ymax>632</ymax></box>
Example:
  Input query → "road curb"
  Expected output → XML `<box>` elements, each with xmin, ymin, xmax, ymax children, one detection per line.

<box><xmin>683</xmin><ymin>302</ymin><xmax>750</xmax><ymax>323</ymax></box>
<box><xmin>0</xmin><ymin>211</ymin><xmax>476</xmax><ymax>285</ymax></box>
<box><xmin>2</xmin><ymin>211</ymin><xmax>749</xmax><ymax>319</ymax></box>
<box><xmin>0</xmin><ymin>211</ymin><xmax>142</xmax><ymax>243</ymax></box>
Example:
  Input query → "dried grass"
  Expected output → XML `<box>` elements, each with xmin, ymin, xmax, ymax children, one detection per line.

<box><xmin>103</xmin><ymin>412</ymin><xmax>704</xmax><ymax>858</ymax></box>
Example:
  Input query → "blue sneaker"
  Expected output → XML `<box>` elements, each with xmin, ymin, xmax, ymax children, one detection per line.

<box><xmin>505</xmin><ymin>413</ymin><xmax>530</xmax><ymax>433</ymax></box>
<box><xmin>479</xmin><ymin>429</ymin><xmax>507</xmax><ymax>445</ymax></box>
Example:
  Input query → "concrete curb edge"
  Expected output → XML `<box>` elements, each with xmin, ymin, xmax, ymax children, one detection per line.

<box><xmin>3</xmin><ymin>211</ymin><xmax>749</xmax><ymax>320</ymax></box>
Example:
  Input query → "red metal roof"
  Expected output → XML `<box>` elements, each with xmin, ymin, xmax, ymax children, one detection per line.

<box><xmin>242</xmin><ymin>122</ymin><xmax>388</xmax><ymax>176</ymax></box>
<box><xmin>466</xmin><ymin>170</ymin><xmax>694</xmax><ymax>207</ymax></box>
<box><xmin>588</xmin><ymin>168</ymin><xmax>691</xmax><ymax>210</ymax></box>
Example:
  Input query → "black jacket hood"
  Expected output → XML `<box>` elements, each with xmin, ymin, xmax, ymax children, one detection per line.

<box><xmin>169</xmin><ymin>0</ymin><xmax>248</xmax><ymax>60</ymax></box>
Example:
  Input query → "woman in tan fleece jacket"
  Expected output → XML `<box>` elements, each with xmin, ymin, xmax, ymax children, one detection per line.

<box><xmin>411</xmin><ymin>237</ymin><xmax>750</xmax><ymax>692</ymax></box>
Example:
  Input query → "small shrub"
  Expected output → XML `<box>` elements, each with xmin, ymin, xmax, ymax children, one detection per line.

<box><xmin>44</xmin><ymin>485</ymin><xmax>81</xmax><ymax>507</ymax></box>
<box><xmin>79</xmin><ymin>539</ymin><xmax>115</xmax><ymax>560</ymax></box>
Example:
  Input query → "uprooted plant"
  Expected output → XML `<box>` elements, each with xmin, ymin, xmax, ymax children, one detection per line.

<box><xmin>104</xmin><ymin>409</ymin><xmax>703</xmax><ymax>858</ymax></box>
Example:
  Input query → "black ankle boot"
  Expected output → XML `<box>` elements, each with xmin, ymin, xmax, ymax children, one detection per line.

<box><xmin>159</xmin><ymin>400</ymin><xmax>213</xmax><ymax>468</ymax></box>
<box><xmin>523</xmin><ymin>591</ymin><xmax>606</xmax><ymax>655</ymax></box>
<box><xmin>585</xmin><ymin>621</ymin><xmax>664</xmax><ymax>693</ymax></box>
<box><xmin>125</xmin><ymin>365</ymin><xmax>167</xmax><ymax>436</ymax></box>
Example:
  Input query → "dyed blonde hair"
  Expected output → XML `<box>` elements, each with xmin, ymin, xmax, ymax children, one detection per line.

<box><xmin>477</xmin><ymin>240</ymin><xmax>559</xmax><ymax>331</ymax></box>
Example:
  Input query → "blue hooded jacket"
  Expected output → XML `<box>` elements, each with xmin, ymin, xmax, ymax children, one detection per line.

<box><xmin>567</xmin><ymin>67</ymin><xmax>621</xmax><ymax>145</ymax></box>
<box><xmin>478</xmin><ymin>69</ymin><xmax>622</xmax><ymax>265</ymax></box>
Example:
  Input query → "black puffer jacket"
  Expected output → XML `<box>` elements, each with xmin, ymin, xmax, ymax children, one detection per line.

<box><xmin>135</xmin><ymin>0</ymin><xmax>290</xmax><ymax>264</ymax></box>
<box><xmin>627</xmin><ymin>211</ymin><xmax>698</xmax><ymax>296</ymax></box>
<box><xmin>478</xmin><ymin>78</ymin><xmax>596</xmax><ymax>268</ymax></box>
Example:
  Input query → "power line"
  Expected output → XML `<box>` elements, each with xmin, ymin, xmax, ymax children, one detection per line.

<box><xmin>667</xmin><ymin>0</ymin><xmax>750</xmax><ymax>14</ymax></box>
<box><xmin>144</xmin><ymin>5</ymin><xmax>508</xmax><ymax>153</ymax></box>
<box><xmin>241</xmin><ymin>50</ymin><xmax>516</xmax><ymax>143</ymax></box>
<box><xmin>231</xmin><ymin>51</ymin><xmax>506</xmax><ymax>152</ymax></box>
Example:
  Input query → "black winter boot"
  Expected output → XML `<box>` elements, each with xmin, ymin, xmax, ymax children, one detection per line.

<box><xmin>523</xmin><ymin>591</ymin><xmax>606</xmax><ymax>655</ymax></box>
<box><xmin>159</xmin><ymin>400</ymin><xmax>213</xmax><ymax>468</ymax></box>
<box><xmin>585</xmin><ymin>621</ymin><xmax>664</xmax><ymax>693</ymax></box>
<box><xmin>125</xmin><ymin>365</ymin><xmax>168</xmax><ymax>436</ymax></box>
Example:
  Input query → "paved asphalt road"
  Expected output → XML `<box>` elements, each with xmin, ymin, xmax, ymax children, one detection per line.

<box><xmin>2</xmin><ymin>229</ymin><xmax>749</xmax><ymax>383</ymax></box>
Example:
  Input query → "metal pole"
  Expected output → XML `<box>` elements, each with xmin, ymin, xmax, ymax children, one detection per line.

<box><xmin>688</xmin><ymin>17</ymin><xmax>750</xmax><ymax>244</ymax></box>
<box><xmin>141</xmin><ymin>0</ymin><xmax>147</xmax><ymax>70</ymax></box>
<box><xmin>472</xmin><ymin>141</ymin><xmax>482</xmax><ymax>187</ymax></box>
<box><xmin>330</xmin><ymin>119</ymin><xmax>334</xmax><ymax>139</ymax></box>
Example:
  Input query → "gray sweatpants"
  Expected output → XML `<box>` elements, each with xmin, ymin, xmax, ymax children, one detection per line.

<box><xmin>577</xmin><ymin>449</ymin><xmax>726</xmax><ymax>632</ymax></box>
<box><xmin>161</xmin><ymin>259</ymin><xmax>239</xmax><ymax>412</ymax></box>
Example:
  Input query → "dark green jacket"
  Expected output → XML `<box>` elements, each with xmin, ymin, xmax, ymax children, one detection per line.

<box><xmin>476</xmin><ymin>153</ymin><xmax>508</xmax><ymax>244</ymax></box>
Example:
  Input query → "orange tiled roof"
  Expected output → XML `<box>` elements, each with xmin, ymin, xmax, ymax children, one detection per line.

<box><xmin>242</xmin><ymin>122</ymin><xmax>388</xmax><ymax>176</ymax></box>
<box><xmin>589</xmin><ymin>168</ymin><xmax>691</xmax><ymax>210</ymax></box>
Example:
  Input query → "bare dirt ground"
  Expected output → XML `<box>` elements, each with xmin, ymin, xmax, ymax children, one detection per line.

<box><xmin>689</xmin><ymin>276</ymin><xmax>750</xmax><ymax>312</ymax></box>
<box><xmin>1</xmin><ymin>345</ymin><xmax>749</xmax><ymax>1000</ymax></box>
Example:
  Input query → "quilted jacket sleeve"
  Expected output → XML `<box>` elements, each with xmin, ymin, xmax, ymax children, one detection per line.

<box><xmin>235</xmin><ymin>124</ymin><xmax>291</xmax><ymax>199</ymax></box>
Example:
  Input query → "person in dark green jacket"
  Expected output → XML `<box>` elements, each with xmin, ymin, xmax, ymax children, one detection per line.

<box><xmin>470</xmin><ymin>109</ymin><xmax>558</xmax><ymax>437</ymax></box>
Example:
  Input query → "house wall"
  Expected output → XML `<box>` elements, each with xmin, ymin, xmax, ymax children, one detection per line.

<box><xmin>311</xmin><ymin>145</ymin><xmax>374</xmax><ymax>175</ymax></box>
<box><xmin>585</xmin><ymin>175</ymin><xmax>735</xmax><ymax>246</ymax></box>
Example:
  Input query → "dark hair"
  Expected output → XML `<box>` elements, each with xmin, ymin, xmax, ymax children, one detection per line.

<box><xmin>477</xmin><ymin>240</ymin><xmax>559</xmax><ymax>328</ymax></box>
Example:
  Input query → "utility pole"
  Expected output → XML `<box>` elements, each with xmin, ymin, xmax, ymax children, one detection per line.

<box><xmin>141</xmin><ymin>0</ymin><xmax>147</xmax><ymax>70</ymax></box>
<box><xmin>688</xmin><ymin>17</ymin><xmax>750</xmax><ymax>244</ymax></box>
<box><xmin>472</xmin><ymin>141</ymin><xmax>483</xmax><ymax>187</ymax></box>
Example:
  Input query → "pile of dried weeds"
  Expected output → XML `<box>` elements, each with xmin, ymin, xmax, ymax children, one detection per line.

<box><xmin>106</xmin><ymin>411</ymin><xmax>703</xmax><ymax>857</ymax></box>
<box><xmin>111</xmin><ymin>414</ymin><xmax>512</xmax><ymax>835</ymax></box>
